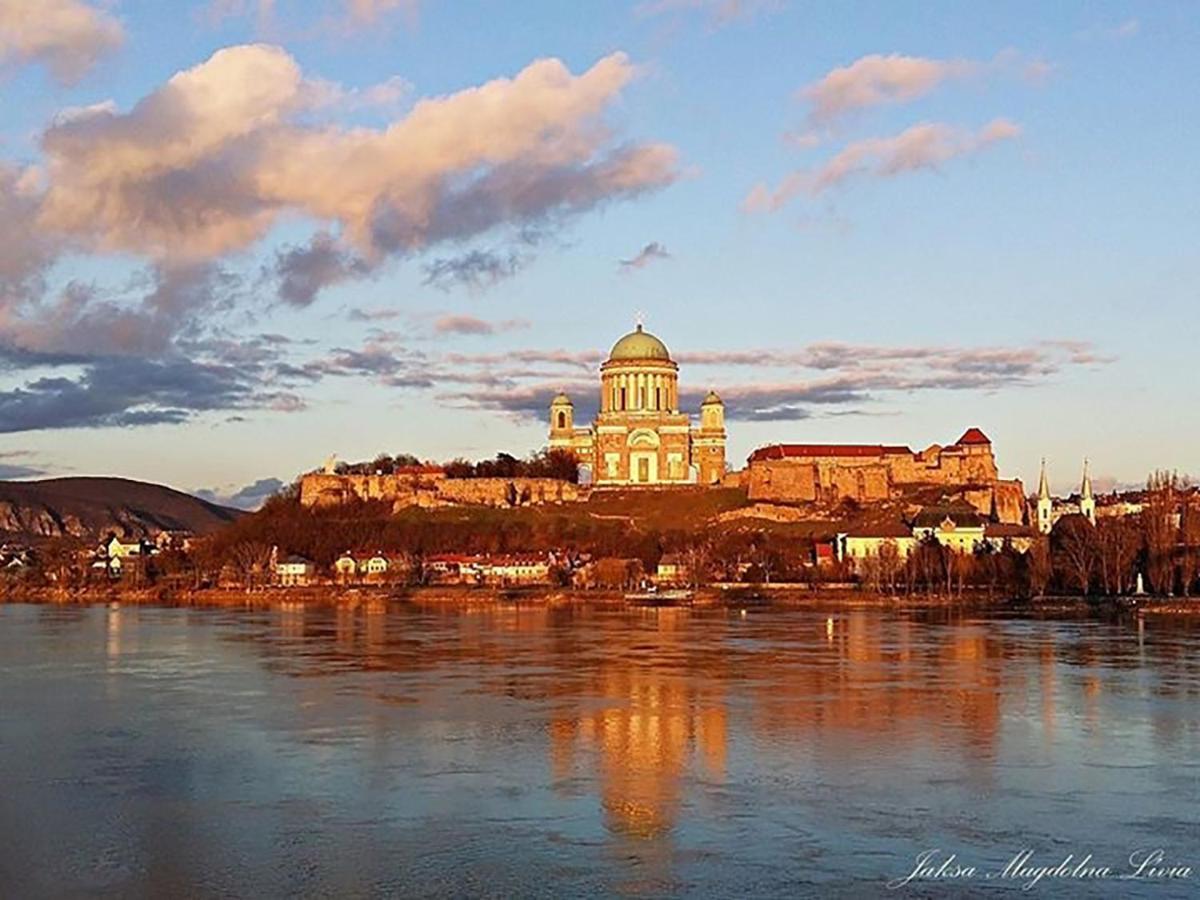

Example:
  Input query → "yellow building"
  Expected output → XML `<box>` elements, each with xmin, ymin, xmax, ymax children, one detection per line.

<box><xmin>549</xmin><ymin>323</ymin><xmax>726</xmax><ymax>486</ymax></box>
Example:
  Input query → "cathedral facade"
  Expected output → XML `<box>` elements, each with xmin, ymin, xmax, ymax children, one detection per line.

<box><xmin>549</xmin><ymin>324</ymin><xmax>727</xmax><ymax>486</ymax></box>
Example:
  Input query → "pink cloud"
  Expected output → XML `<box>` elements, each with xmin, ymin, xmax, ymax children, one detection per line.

<box><xmin>34</xmin><ymin>45</ymin><xmax>679</xmax><ymax>264</ymax></box>
<box><xmin>0</xmin><ymin>0</ymin><xmax>123</xmax><ymax>84</ymax></box>
<box><xmin>743</xmin><ymin>118</ymin><xmax>1020</xmax><ymax>212</ymax></box>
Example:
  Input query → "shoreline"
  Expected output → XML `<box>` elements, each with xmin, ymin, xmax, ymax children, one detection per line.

<box><xmin>3</xmin><ymin>584</ymin><xmax>1198</xmax><ymax>616</ymax></box>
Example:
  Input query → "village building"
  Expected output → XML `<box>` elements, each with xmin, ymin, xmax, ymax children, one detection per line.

<box><xmin>655</xmin><ymin>553</ymin><xmax>691</xmax><ymax>585</ymax></box>
<box><xmin>275</xmin><ymin>554</ymin><xmax>316</xmax><ymax>586</ymax></box>
<box><xmin>549</xmin><ymin>322</ymin><xmax>727</xmax><ymax>486</ymax></box>
<box><xmin>424</xmin><ymin>554</ymin><xmax>485</xmax><ymax>584</ymax></box>
<box><xmin>335</xmin><ymin>550</ymin><xmax>406</xmax><ymax>583</ymax></box>
<box><xmin>837</xmin><ymin>503</ymin><xmax>1038</xmax><ymax>570</ymax></box>
<box><xmin>479</xmin><ymin>555</ymin><xmax>552</xmax><ymax>586</ymax></box>
<box><xmin>92</xmin><ymin>535</ymin><xmax>157</xmax><ymax>577</ymax></box>
<box><xmin>839</xmin><ymin>521</ymin><xmax>917</xmax><ymax>565</ymax></box>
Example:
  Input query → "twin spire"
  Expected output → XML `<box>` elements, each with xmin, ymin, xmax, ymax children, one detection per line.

<box><xmin>1036</xmin><ymin>457</ymin><xmax>1096</xmax><ymax>531</ymax></box>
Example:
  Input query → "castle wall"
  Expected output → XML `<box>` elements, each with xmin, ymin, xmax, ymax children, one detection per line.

<box><xmin>747</xmin><ymin>443</ymin><xmax>1002</xmax><ymax>507</ymax></box>
<box><xmin>299</xmin><ymin>473</ymin><xmax>582</xmax><ymax>510</ymax></box>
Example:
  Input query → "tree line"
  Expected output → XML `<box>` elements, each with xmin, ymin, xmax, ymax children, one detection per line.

<box><xmin>335</xmin><ymin>449</ymin><xmax>579</xmax><ymax>482</ymax></box>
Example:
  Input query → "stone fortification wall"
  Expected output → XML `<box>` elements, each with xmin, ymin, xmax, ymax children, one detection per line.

<box><xmin>299</xmin><ymin>472</ymin><xmax>582</xmax><ymax>510</ymax></box>
<box><xmin>747</xmin><ymin>444</ymin><xmax>999</xmax><ymax>507</ymax></box>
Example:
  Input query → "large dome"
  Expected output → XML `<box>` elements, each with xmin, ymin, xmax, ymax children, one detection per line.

<box><xmin>607</xmin><ymin>324</ymin><xmax>671</xmax><ymax>362</ymax></box>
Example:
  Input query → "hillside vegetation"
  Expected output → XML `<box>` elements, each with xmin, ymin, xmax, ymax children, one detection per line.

<box><xmin>0</xmin><ymin>477</ymin><xmax>242</xmax><ymax>541</ymax></box>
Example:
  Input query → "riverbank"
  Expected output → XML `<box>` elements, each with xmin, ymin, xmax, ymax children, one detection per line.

<box><xmin>5</xmin><ymin>583</ymin><xmax>1199</xmax><ymax>615</ymax></box>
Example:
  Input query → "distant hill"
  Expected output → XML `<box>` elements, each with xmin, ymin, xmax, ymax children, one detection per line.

<box><xmin>0</xmin><ymin>477</ymin><xmax>243</xmax><ymax>541</ymax></box>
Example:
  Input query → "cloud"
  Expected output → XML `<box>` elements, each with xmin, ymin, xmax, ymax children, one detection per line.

<box><xmin>0</xmin><ymin>451</ymin><xmax>48</xmax><ymax>479</ymax></box>
<box><xmin>432</xmin><ymin>315</ymin><xmax>530</xmax><ymax>336</ymax></box>
<box><xmin>619</xmin><ymin>241</ymin><xmax>670</xmax><ymax>271</ymax></box>
<box><xmin>0</xmin><ymin>356</ymin><xmax>273</xmax><ymax>433</ymax></box>
<box><xmin>269</xmin><ymin>233</ymin><xmax>370</xmax><ymax>306</ymax></box>
<box><xmin>743</xmin><ymin>118</ymin><xmax>1020</xmax><ymax>212</ymax></box>
<box><xmin>35</xmin><ymin>45</ymin><xmax>678</xmax><ymax>267</ymax></box>
<box><xmin>1077</xmin><ymin>19</ymin><xmax>1139</xmax><ymax>42</ymax></box>
<box><xmin>0</xmin><ymin>164</ymin><xmax>57</xmax><ymax>303</ymax></box>
<box><xmin>801</xmin><ymin>54</ymin><xmax>977</xmax><ymax>127</ymax></box>
<box><xmin>635</xmin><ymin>0</ymin><xmax>778</xmax><ymax>27</ymax></box>
<box><xmin>206</xmin><ymin>0</ymin><xmax>420</xmax><ymax>32</ymax></box>
<box><xmin>0</xmin><ymin>0</ymin><xmax>123</xmax><ymax>84</ymax></box>
<box><xmin>799</xmin><ymin>51</ymin><xmax>1050</xmax><ymax>128</ymax></box>
<box><xmin>304</xmin><ymin>333</ymin><xmax>1109</xmax><ymax>424</ymax></box>
<box><xmin>0</xmin><ymin>264</ymin><xmax>240</xmax><ymax>359</ymax></box>
<box><xmin>344</xmin><ymin>0</ymin><xmax>420</xmax><ymax>27</ymax></box>
<box><xmin>196</xmin><ymin>476</ymin><xmax>284</xmax><ymax>510</ymax></box>
<box><xmin>422</xmin><ymin>249</ymin><xmax>526</xmax><ymax>292</ymax></box>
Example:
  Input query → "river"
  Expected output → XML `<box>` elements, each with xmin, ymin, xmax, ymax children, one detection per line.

<box><xmin>1</xmin><ymin>602</ymin><xmax>1197</xmax><ymax>897</ymax></box>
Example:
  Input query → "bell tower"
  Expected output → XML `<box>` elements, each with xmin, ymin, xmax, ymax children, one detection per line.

<box><xmin>548</xmin><ymin>392</ymin><xmax>574</xmax><ymax>448</ymax></box>
<box><xmin>696</xmin><ymin>390</ymin><xmax>727</xmax><ymax>485</ymax></box>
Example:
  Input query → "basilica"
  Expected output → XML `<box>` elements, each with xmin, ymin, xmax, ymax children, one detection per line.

<box><xmin>548</xmin><ymin>324</ymin><xmax>727</xmax><ymax>486</ymax></box>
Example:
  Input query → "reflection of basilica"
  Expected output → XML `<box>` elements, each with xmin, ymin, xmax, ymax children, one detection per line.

<box><xmin>550</xmin><ymin>661</ymin><xmax>728</xmax><ymax>839</ymax></box>
<box><xmin>549</xmin><ymin>324</ymin><xmax>727</xmax><ymax>486</ymax></box>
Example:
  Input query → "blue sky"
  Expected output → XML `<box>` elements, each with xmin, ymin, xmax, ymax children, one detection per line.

<box><xmin>0</xmin><ymin>0</ymin><xmax>1196</xmax><ymax>505</ymax></box>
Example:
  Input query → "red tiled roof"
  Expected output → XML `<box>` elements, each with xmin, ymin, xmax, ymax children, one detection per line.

<box><xmin>749</xmin><ymin>444</ymin><xmax>913</xmax><ymax>462</ymax></box>
<box><xmin>955</xmin><ymin>427</ymin><xmax>991</xmax><ymax>446</ymax></box>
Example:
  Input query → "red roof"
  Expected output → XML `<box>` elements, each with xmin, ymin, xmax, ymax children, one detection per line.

<box><xmin>955</xmin><ymin>428</ymin><xmax>991</xmax><ymax>446</ymax></box>
<box><xmin>749</xmin><ymin>444</ymin><xmax>913</xmax><ymax>462</ymax></box>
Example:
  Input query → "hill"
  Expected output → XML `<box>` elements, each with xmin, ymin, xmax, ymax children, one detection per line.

<box><xmin>0</xmin><ymin>477</ymin><xmax>243</xmax><ymax>541</ymax></box>
<box><xmin>207</xmin><ymin>485</ymin><xmax>837</xmax><ymax>570</ymax></box>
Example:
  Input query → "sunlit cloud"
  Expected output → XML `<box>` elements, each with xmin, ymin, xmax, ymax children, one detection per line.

<box><xmin>743</xmin><ymin>119</ymin><xmax>1020</xmax><ymax>212</ymax></box>
<box><xmin>0</xmin><ymin>0</ymin><xmax>123</xmax><ymax>84</ymax></box>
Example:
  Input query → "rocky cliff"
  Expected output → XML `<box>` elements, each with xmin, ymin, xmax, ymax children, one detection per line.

<box><xmin>0</xmin><ymin>477</ymin><xmax>241</xmax><ymax>540</ymax></box>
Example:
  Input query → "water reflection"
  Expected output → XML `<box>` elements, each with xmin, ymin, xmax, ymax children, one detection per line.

<box><xmin>1</xmin><ymin>602</ymin><xmax>1198</xmax><ymax>897</ymax></box>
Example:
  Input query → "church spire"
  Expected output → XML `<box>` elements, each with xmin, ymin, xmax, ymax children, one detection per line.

<box><xmin>1080</xmin><ymin>458</ymin><xmax>1096</xmax><ymax>524</ymax></box>
<box><xmin>1036</xmin><ymin>458</ymin><xmax>1053</xmax><ymax>534</ymax></box>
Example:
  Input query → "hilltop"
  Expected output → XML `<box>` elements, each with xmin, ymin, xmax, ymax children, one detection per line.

<box><xmin>0</xmin><ymin>477</ymin><xmax>243</xmax><ymax>541</ymax></box>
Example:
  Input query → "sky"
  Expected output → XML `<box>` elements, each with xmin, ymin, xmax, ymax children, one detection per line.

<box><xmin>0</xmin><ymin>0</ymin><xmax>1196</xmax><ymax>508</ymax></box>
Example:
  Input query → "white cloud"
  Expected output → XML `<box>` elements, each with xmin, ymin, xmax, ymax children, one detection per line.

<box><xmin>0</xmin><ymin>0</ymin><xmax>123</xmax><ymax>84</ymax></box>
<box><xmin>801</xmin><ymin>54</ymin><xmax>977</xmax><ymax>126</ymax></box>
<box><xmin>33</xmin><ymin>45</ymin><xmax>678</xmax><ymax>265</ymax></box>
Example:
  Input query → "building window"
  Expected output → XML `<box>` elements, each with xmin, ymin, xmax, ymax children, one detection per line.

<box><xmin>620</xmin><ymin>387</ymin><xmax>627</xmax><ymax>409</ymax></box>
<box><xmin>556</xmin><ymin>411</ymin><xmax>566</xmax><ymax>429</ymax></box>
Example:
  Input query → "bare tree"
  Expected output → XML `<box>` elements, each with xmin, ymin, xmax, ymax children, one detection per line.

<box><xmin>230</xmin><ymin>541</ymin><xmax>273</xmax><ymax>591</ymax></box>
<box><xmin>1028</xmin><ymin>537</ymin><xmax>1052</xmax><ymax>599</ymax></box>
<box><xmin>1096</xmin><ymin>518</ymin><xmax>1141</xmax><ymax>595</ymax></box>
<box><xmin>1144</xmin><ymin>471</ymin><xmax>1182</xmax><ymax>594</ymax></box>
<box><xmin>1054</xmin><ymin>516</ymin><xmax>1099</xmax><ymax>595</ymax></box>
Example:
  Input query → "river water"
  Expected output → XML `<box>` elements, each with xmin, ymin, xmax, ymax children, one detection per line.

<box><xmin>1</xmin><ymin>602</ymin><xmax>1197</xmax><ymax>898</ymax></box>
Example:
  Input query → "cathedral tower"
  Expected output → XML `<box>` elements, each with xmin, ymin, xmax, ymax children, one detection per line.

<box><xmin>548</xmin><ymin>392</ymin><xmax>574</xmax><ymax>447</ymax></box>
<box><xmin>695</xmin><ymin>390</ymin><xmax>727</xmax><ymax>484</ymax></box>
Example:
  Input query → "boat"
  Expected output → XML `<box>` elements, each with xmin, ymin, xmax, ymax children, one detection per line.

<box><xmin>624</xmin><ymin>588</ymin><xmax>694</xmax><ymax>606</ymax></box>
